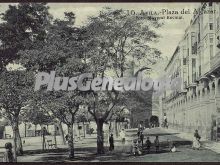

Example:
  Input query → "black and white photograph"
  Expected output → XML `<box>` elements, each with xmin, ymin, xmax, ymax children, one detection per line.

<box><xmin>0</xmin><ymin>1</ymin><xmax>220</xmax><ymax>162</ymax></box>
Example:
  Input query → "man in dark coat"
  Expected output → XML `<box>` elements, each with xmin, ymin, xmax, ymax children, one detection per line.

<box><xmin>109</xmin><ymin>133</ymin><xmax>114</xmax><ymax>151</ymax></box>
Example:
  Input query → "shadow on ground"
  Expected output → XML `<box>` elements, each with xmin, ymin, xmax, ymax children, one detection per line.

<box><xmin>22</xmin><ymin>144</ymin><xmax>193</xmax><ymax>162</ymax></box>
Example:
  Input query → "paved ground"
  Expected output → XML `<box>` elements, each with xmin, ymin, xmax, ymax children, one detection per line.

<box><xmin>162</xmin><ymin>127</ymin><xmax>220</xmax><ymax>154</ymax></box>
<box><xmin>1</xmin><ymin>128</ymin><xmax>220</xmax><ymax>162</ymax></box>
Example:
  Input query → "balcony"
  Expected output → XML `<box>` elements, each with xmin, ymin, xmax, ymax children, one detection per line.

<box><xmin>211</xmin><ymin>51</ymin><xmax>220</xmax><ymax>70</ymax></box>
<box><xmin>199</xmin><ymin>65</ymin><xmax>201</xmax><ymax>77</ymax></box>
<box><xmin>202</xmin><ymin>61</ymin><xmax>210</xmax><ymax>75</ymax></box>
<box><xmin>192</xmin><ymin>72</ymin><xmax>197</xmax><ymax>82</ymax></box>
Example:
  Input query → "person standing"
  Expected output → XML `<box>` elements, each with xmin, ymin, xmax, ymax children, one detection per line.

<box><xmin>140</xmin><ymin>132</ymin><xmax>144</xmax><ymax>147</ymax></box>
<box><xmin>145</xmin><ymin>137</ymin><xmax>151</xmax><ymax>154</ymax></box>
<box><xmin>154</xmin><ymin>136</ymin><xmax>160</xmax><ymax>153</ymax></box>
<box><xmin>42</xmin><ymin>127</ymin><xmax>47</xmax><ymax>150</ymax></box>
<box><xmin>137</xmin><ymin>130</ymin><xmax>140</xmax><ymax>138</ymax></box>
<box><xmin>138</xmin><ymin>123</ymin><xmax>143</xmax><ymax>132</ymax></box>
<box><xmin>109</xmin><ymin>134</ymin><xmax>114</xmax><ymax>151</ymax></box>
<box><xmin>3</xmin><ymin>142</ymin><xmax>15</xmax><ymax>162</ymax></box>
<box><xmin>164</xmin><ymin>114</ymin><xmax>168</xmax><ymax>128</ymax></box>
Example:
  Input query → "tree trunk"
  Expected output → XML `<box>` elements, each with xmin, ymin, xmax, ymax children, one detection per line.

<box><xmin>12</xmin><ymin>120</ymin><xmax>23</xmax><ymax>157</ymax></box>
<box><xmin>24</xmin><ymin>122</ymin><xmax>27</xmax><ymax>137</ymax></box>
<box><xmin>115</xmin><ymin>120</ymin><xmax>118</xmax><ymax>137</ymax></box>
<box><xmin>96</xmin><ymin>119</ymin><xmax>104</xmax><ymax>154</ymax></box>
<box><xmin>83</xmin><ymin>121</ymin><xmax>86</xmax><ymax>138</ymax></box>
<box><xmin>58</xmin><ymin>122</ymin><xmax>65</xmax><ymax>145</ymax></box>
<box><xmin>54</xmin><ymin>125</ymin><xmax>57</xmax><ymax>148</ymax></box>
<box><xmin>77</xmin><ymin>123</ymin><xmax>81</xmax><ymax>140</ymax></box>
<box><xmin>67</xmin><ymin>124</ymin><xmax>74</xmax><ymax>159</ymax></box>
<box><xmin>34</xmin><ymin>124</ymin><xmax>37</xmax><ymax>137</ymax></box>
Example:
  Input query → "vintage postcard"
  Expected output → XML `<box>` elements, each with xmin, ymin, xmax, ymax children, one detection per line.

<box><xmin>0</xmin><ymin>1</ymin><xmax>220</xmax><ymax>162</ymax></box>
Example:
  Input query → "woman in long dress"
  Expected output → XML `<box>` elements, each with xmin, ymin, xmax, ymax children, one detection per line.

<box><xmin>192</xmin><ymin>130</ymin><xmax>201</xmax><ymax>150</ymax></box>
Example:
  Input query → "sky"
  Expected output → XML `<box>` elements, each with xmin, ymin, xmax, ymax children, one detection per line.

<box><xmin>48</xmin><ymin>3</ymin><xmax>200</xmax><ymax>59</ymax></box>
<box><xmin>0</xmin><ymin>3</ymin><xmax>201</xmax><ymax>71</ymax></box>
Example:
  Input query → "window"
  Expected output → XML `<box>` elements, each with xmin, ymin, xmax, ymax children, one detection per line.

<box><xmin>210</xmin><ymin>37</ymin><xmax>213</xmax><ymax>43</ymax></box>
<box><xmin>199</xmin><ymin>65</ymin><xmax>201</xmax><ymax>76</ymax></box>
<box><xmin>192</xmin><ymin>59</ymin><xmax>196</xmax><ymax>68</ymax></box>
<box><xmin>217</xmin><ymin>36</ymin><xmax>220</xmax><ymax>49</ymax></box>
<box><xmin>210</xmin><ymin>45</ymin><xmax>213</xmax><ymax>58</ymax></box>
<box><xmin>209</xmin><ymin>14</ymin><xmax>213</xmax><ymax>22</ymax></box>
<box><xmin>217</xmin><ymin>18</ymin><xmax>220</xmax><ymax>30</ymax></box>
<box><xmin>210</xmin><ymin>23</ymin><xmax>213</xmax><ymax>30</ymax></box>
<box><xmin>192</xmin><ymin>59</ymin><xmax>196</xmax><ymax>82</ymax></box>
<box><xmin>183</xmin><ymin>58</ymin><xmax>187</xmax><ymax>65</ymax></box>
<box><xmin>192</xmin><ymin>42</ymin><xmax>197</xmax><ymax>54</ymax></box>
<box><xmin>209</xmin><ymin>2</ymin><xmax>212</xmax><ymax>7</ymax></box>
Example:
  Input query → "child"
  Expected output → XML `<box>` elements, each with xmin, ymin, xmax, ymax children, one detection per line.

<box><xmin>170</xmin><ymin>143</ymin><xmax>176</xmax><ymax>153</ymax></box>
<box><xmin>131</xmin><ymin>140</ymin><xmax>141</xmax><ymax>156</ymax></box>
<box><xmin>145</xmin><ymin>137</ymin><xmax>151</xmax><ymax>154</ymax></box>
<box><xmin>154</xmin><ymin>136</ymin><xmax>160</xmax><ymax>153</ymax></box>
<box><xmin>3</xmin><ymin>142</ymin><xmax>15</xmax><ymax>162</ymax></box>
<box><xmin>192</xmin><ymin>130</ymin><xmax>201</xmax><ymax>150</ymax></box>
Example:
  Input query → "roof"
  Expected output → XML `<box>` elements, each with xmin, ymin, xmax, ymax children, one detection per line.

<box><xmin>164</xmin><ymin>46</ymin><xmax>180</xmax><ymax>71</ymax></box>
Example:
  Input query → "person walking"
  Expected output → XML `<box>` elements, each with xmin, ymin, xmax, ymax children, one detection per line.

<box><xmin>2</xmin><ymin>142</ymin><xmax>15</xmax><ymax>162</ymax></box>
<box><xmin>154</xmin><ymin>136</ymin><xmax>160</xmax><ymax>153</ymax></box>
<box><xmin>109</xmin><ymin>133</ymin><xmax>114</xmax><ymax>151</ymax></box>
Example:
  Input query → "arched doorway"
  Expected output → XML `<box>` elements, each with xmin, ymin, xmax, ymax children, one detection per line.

<box><xmin>150</xmin><ymin>116</ymin><xmax>159</xmax><ymax>128</ymax></box>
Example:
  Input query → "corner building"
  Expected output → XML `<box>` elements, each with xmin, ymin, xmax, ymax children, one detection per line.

<box><xmin>162</xmin><ymin>2</ymin><xmax>220</xmax><ymax>140</ymax></box>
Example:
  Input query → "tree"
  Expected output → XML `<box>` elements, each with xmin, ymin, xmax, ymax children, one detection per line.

<box><xmin>18</xmin><ymin>12</ymin><xmax>88</xmax><ymax>158</ymax></box>
<box><xmin>0</xmin><ymin>70</ymin><xmax>34</xmax><ymax>160</ymax></box>
<box><xmin>0</xmin><ymin>4</ymin><xmax>51</xmax><ymax>160</ymax></box>
<box><xmin>21</xmin><ymin>97</ymin><xmax>53</xmax><ymax>141</ymax></box>
<box><xmin>76</xmin><ymin>110</ymin><xmax>88</xmax><ymax>138</ymax></box>
<box><xmin>83</xmin><ymin>8</ymin><xmax>162</xmax><ymax>154</ymax></box>
<box><xmin>0</xmin><ymin>3</ymin><xmax>51</xmax><ymax>72</ymax></box>
<box><xmin>44</xmin><ymin>91</ymin><xmax>84</xmax><ymax>158</ymax></box>
<box><xmin>22</xmin><ymin>98</ymin><xmax>53</xmax><ymax>127</ymax></box>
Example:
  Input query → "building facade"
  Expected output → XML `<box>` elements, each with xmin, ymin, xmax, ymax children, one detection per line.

<box><xmin>162</xmin><ymin>2</ymin><xmax>220</xmax><ymax>140</ymax></box>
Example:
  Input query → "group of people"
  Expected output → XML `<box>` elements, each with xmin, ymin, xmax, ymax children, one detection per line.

<box><xmin>1</xmin><ymin>129</ymin><xmax>202</xmax><ymax>162</ymax></box>
<box><xmin>131</xmin><ymin>128</ymin><xmax>180</xmax><ymax>156</ymax></box>
<box><xmin>132</xmin><ymin>132</ymin><xmax>162</xmax><ymax>156</ymax></box>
